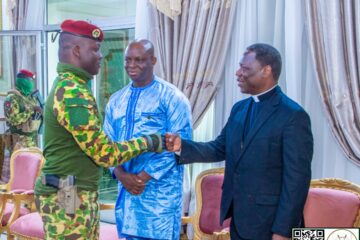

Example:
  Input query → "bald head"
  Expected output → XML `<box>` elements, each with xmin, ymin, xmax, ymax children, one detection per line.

<box><xmin>124</xmin><ymin>39</ymin><xmax>157</xmax><ymax>87</ymax></box>
<box><xmin>126</xmin><ymin>39</ymin><xmax>155</xmax><ymax>57</ymax></box>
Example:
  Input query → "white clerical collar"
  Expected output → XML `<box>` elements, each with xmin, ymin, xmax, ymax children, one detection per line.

<box><xmin>251</xmin><ymin>85</ymin><xmax>277</xmax><ymax>102</ymax></box>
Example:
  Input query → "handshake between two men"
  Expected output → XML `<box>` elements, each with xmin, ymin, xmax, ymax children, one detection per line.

<box><xmin>150</xmin><ymin>133</ymin><xmax>182</xmax><ymax>153</ymax></box>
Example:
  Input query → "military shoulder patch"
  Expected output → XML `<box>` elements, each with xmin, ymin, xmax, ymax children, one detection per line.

<box><xmin>64</xmin><ymin>98</ymin><xmax>91</xmax><ymax>127</ymax></box>
<box><xmin>4</xmin><ymin>101</ymin><xmax>11</xmax><ymax>109</ymax></box>
<box><xmin>65</xmin><ymin>98</ymin><xmax>90</xmax><ymax>106</ymax></box>
<box><xmin>68</xmin><ymin>106</ymin><xmax>90</xmax><ymax>127</ymax></box>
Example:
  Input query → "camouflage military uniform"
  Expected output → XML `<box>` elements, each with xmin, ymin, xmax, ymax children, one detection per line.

<box><xmin>35</xmin><ymin>191</ymin><xmax>99</xmax><ymax>240</ymax></box>
<box><xmin>3</xmin><ymin>89</ymin><xmax>41</xmax><ymax>153</ymax></box>
<box><xmin>34</xmin><ymin>63</ymin><xmax>153</xmax><ymax>240</ymax></box>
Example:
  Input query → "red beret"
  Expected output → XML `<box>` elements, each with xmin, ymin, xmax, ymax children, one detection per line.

<box><xmin>17</xmin><ymin>69</ymin><xmax>35</xmax><ymax>79</ymax></box>
<box><xmin>60</xmin><ymin>19</ymin><xmax>104</xmax><ymax>42</ymax></box>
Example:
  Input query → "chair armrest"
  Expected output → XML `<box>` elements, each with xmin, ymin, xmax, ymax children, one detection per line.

<box><xmin>100</xmin><ymin>203</ymin><xmax>115</xmax><ymax>210</ymax></box>
<box><xmin>0</xmin><ymin>192</ymin><xmax>12</xmax><ymax>197</ymax></box>
<box><xmin>10</xmin><ymin>189</ymin><xmax>27</xmax><ymax>194</ymax></box>
<box><xmin>3</xmin><ymin>192</ymin><xmax>35</xmax><ymax>227</ymax></box>
<box><xmin>8</xmin><ymin>190</ymin><xmax>34</xmax><ymax>195</ymax></box>
<box><xmin>11</xmin><ymin>193</ymin><xmax>35</xmax><ymax>202</ymax></box>
<box><xmin>180</xmin><ymin>216</ymin><xmax>194</xmax><ymax>240</ymax></box>
<box><xmin>0</xmin><ymin>184</ymin><xmax>9</xmax><ymax>192</ymax></box>
<box><xmin>23</xmin><ymin>190</ymin><xmax>34</xmax><ymax>194</ymax></box>
<box><xmin>181</xmin><ymin>216</ymin><xmax>192</xmax><ymax>225</ymax></box>
<box><xmin>213</xmin><ymin>228</ymin><xmax>230</xmax><ymax>240</ymax></box>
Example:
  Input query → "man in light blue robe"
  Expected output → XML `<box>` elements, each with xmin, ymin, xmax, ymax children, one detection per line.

<box><xmin>104</xmin><ymin>39</ymin><xmax>192</xmax><ymax>240</ymax></box>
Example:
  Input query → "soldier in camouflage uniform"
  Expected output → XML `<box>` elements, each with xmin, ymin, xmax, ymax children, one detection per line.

<box><xmin>34</xmin><ymin>19</ymin><xmax>163</xmax><ymax>240</ymax></box>
<box><xmin>3</xmin><ymin>69</ymin><xmax>42</xmax><ymax>155</ymax></box>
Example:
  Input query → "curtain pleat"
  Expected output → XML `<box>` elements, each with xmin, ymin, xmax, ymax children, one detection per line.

<box><xmin>304</xmin><ymin>0</ymin><xmax>360</xmax><ymax>165</ymax></box>
<box><xmin>148</xmin><ymin>0</ymin><xmax>237</xmax><ymax>127</ymax></box>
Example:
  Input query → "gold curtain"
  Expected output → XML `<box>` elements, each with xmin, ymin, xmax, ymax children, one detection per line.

<box><xmin>304</xmin><ymin>0</ymin><xmax>360</xmax><ymax>165</ymax></box>
<box><xmin>148</xmin><ymin>0</ymin><xmax>237</xmax><ymax>127</ymax></box>
<box><xmin>149</xmin><ymin>0</ymin><xmax>182</xmax><ymax>20</ymax></box>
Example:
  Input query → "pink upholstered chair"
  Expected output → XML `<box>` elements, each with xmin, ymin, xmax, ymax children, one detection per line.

<box><xmin>99</xmin><ymin>224</ymin><xmax>119</xmax><ymax>240</ymax></box>
<box><xmin>0</xmin><ymin>147</ymin><xmax>44</xmax><ymax>238</ymax></box>
<box><xmin>304</xmin><ymin>178</ymin><xmax>360</xmax><ymax>228</ymax></box>
<box><xmin>182</xmin><ymin>167</ymin><xmax>230</xmax><ymax>240</ymax></box>
<box><xmin>9</xmin><ymin>203</ymin><xmax>123</xmax><ymax>240</ymax></box>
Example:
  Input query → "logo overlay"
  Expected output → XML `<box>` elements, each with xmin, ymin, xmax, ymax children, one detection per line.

<box><xmin>292</xmin><ymin>228</ymin><xmax>359</xmax><ymax>240</ymax></box>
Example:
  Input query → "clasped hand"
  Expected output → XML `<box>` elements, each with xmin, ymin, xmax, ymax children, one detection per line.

<box><xmin>114</xmin><ymin>166</ymin><xmax>145</xmax><ymax>195</ymax></box>
<box><xmin>164</xmin><ymin>133</ymin><xmax>182</xmax><ymax>152</ymax></box>
<box><xmin>120</xmin><ymin>173</ymin><xmax>145</xmax><ymax>195</ymax></box>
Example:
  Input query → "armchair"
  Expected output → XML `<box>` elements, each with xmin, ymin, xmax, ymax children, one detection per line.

<box><xmin>304</xmin><ymin>178</ymin><xmax>360</xmax><ymax>227</ymax></box>
<box><xmin>9</xmin><ymin>203</ymin><xmax>123</xmax><ymax>240</ymax></box>
<box><xmin>0</xmin><ymin>147</ymin><xmax>44</xmax><ymax>238</ymax></box>
<box><xmin>182</xmin><ymin>167</ymin><xmax>230</xmax><ymax>240</ymax></box>
<box><xmin>99</xmin><ymin>203</ymin><xmax>119</xmax><ymax>240</ymax></box>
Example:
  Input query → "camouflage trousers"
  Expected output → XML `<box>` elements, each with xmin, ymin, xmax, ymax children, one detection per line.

<box><xmin>35</xmin><ymin>190</ymin><xmax>99</xmax><ymax>240</ymax></box>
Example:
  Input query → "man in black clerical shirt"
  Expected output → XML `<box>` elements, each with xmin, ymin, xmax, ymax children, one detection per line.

<box><xmin>165</xmin><ymin>43</ymin><xmax>314</xmax><ymax>240</ymax></box>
